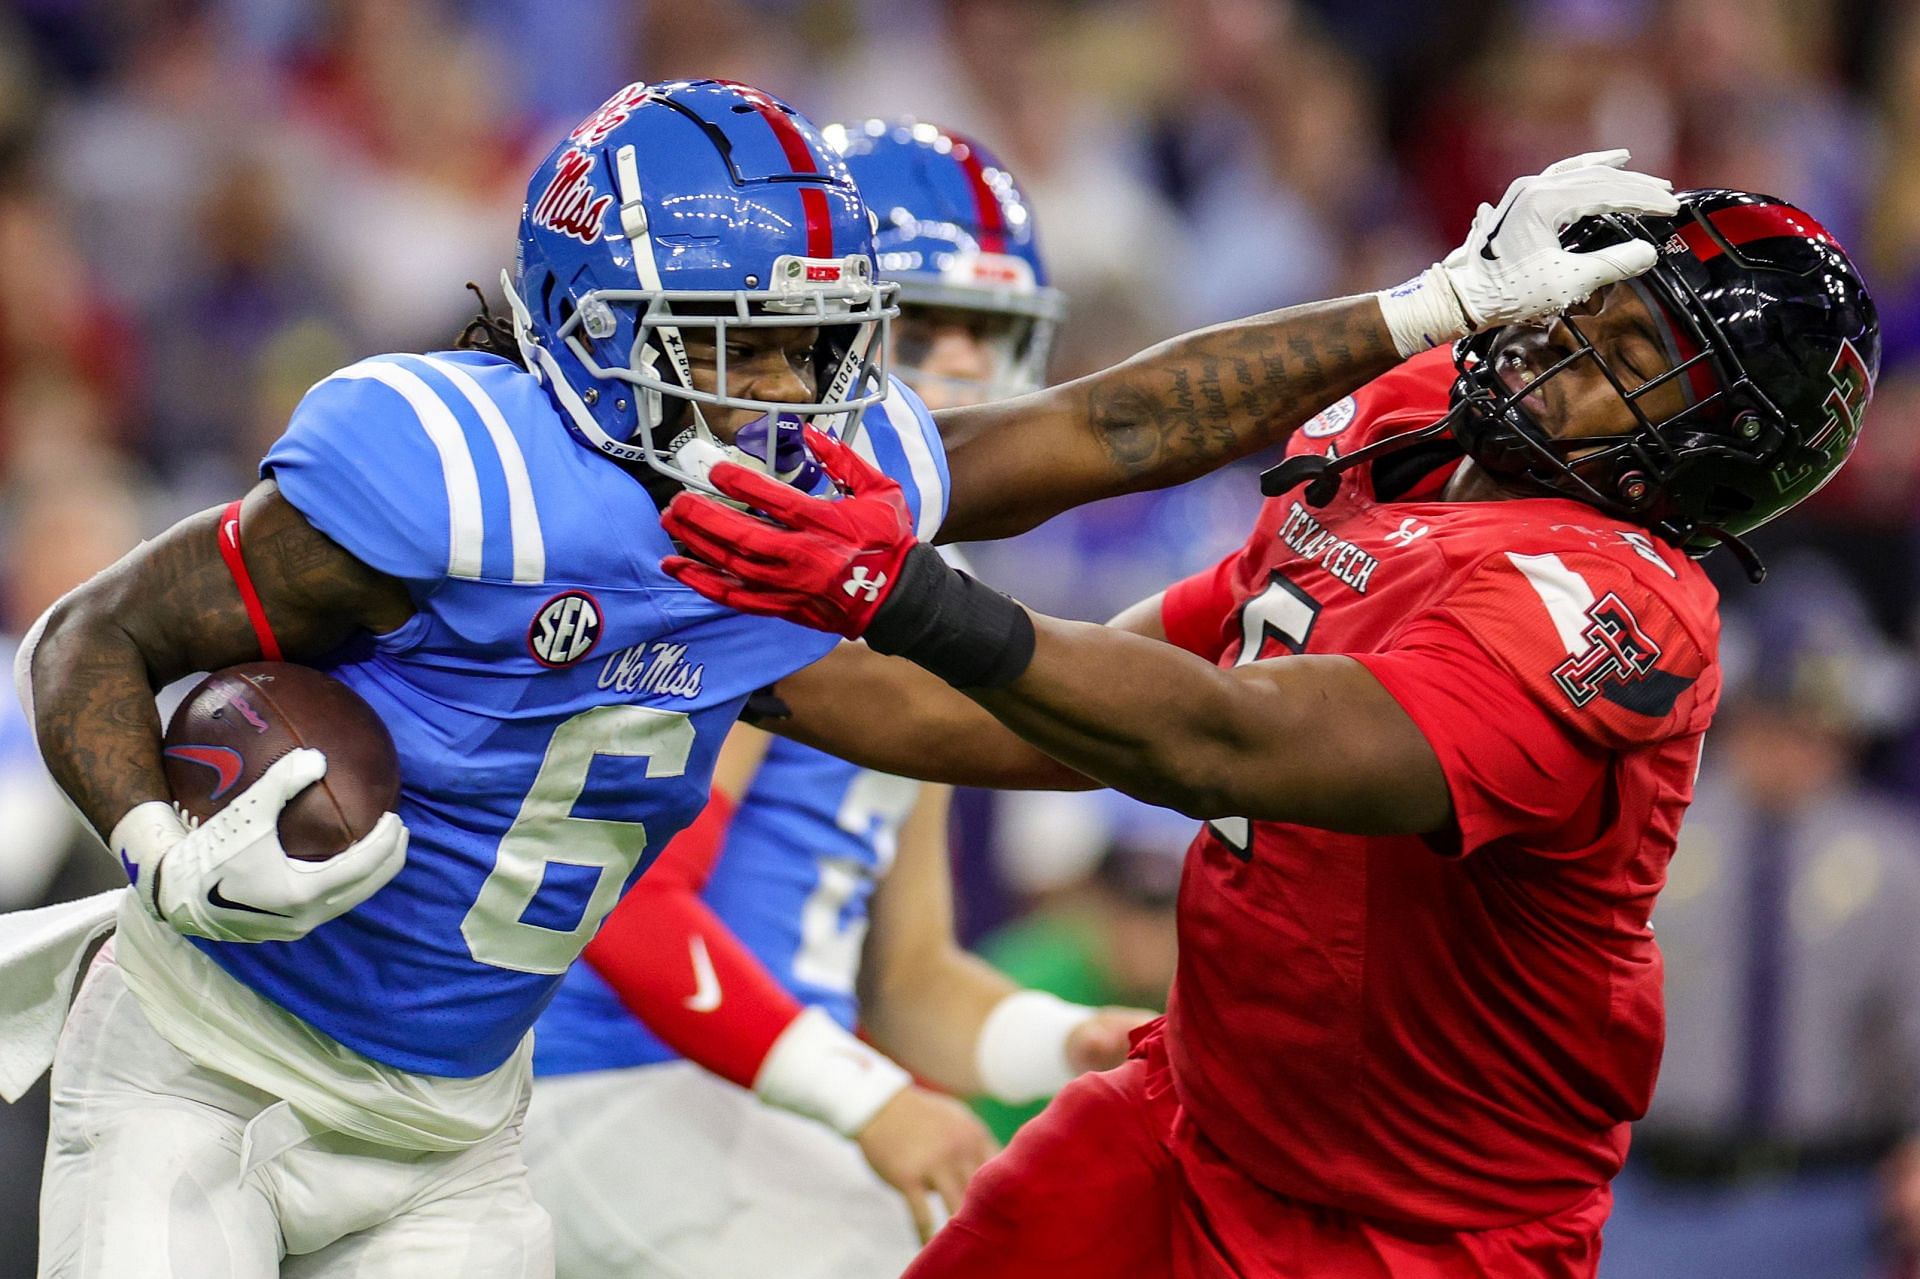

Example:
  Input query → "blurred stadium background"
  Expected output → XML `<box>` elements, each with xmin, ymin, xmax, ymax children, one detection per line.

<box><xmin>2</xmin><ymin>0</ymin><xmax>1918</xmax><ymax>1274</ymax></box>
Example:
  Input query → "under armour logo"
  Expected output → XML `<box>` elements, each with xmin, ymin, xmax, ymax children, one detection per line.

<box><xmin>842</xmin><ymin>566</ymin><xmax>887</xmax><ymax>601</ymax></box>
<box><xmin>1384</xmin><ymin>517</ymin><xmax>1429</xmax><ymax>548</ymax></box>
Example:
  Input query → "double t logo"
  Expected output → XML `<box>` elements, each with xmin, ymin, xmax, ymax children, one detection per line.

<box><xmin>1552</xmin><ymin>592</ymin><xmax>1662</xmax><ymax>707</ymax></box>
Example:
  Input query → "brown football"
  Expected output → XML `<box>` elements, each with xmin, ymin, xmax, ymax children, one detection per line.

<box><xmin>161</xmin><ymin>662</ymin><xmax>401</xmax><ymax>861</ymax></box>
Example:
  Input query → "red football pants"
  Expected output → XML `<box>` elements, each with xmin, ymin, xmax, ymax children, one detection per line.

<box><xmin>907</xmin><ymin>1035</ymin><xmax>1612</xmax><ymax>1279</ymax></box>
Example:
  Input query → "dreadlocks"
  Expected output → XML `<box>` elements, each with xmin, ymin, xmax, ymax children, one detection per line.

<box><xmin>456</xmin><ymin>283</ymin><xmax>527</xmax><ymax>368</ymax></box>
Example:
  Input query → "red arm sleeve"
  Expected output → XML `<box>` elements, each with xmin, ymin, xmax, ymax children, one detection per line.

<box><xmin>581</xmin><ymin>792</ymin><xmax>807</xmax><ymax>1089</ymax></box>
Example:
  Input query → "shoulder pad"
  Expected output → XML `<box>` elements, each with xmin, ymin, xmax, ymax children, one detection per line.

<box><xmin>1436</xmin><ymin>546</ymin><xmax>1719</xmax><ymax>751</ymax></box>
<box><xmin>262</xmin><ymin>354</ymin><xmax>549</xmax><ymax>587</ymax></box>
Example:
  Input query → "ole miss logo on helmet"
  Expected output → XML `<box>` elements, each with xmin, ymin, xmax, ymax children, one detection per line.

<box><xmin>529</xmin><ymin>590</ymin><xmax>604</xmax><ymax>668</ymax></box>
<box><xmin>570</xmin><ymin>83</ymin><xmax>653</xmax><ymax>148</ymax></box>
<box><xmin>533</xmin><ymin>150</ymin><xmax>613</xmax><ymax>245</ymax></box>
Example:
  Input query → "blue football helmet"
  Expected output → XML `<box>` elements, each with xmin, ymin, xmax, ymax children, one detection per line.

<box><xmin>506</xmin><ymin>80</ymin><xmax>896</xmax><ymax>491</ymax></box>
<box><xmin>826</xmin><ymin>119</ymin><xmax>1064</xmax><ymax>401</ymax></box>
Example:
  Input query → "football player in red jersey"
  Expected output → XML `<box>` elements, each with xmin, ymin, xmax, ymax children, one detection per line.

<box><xmin>652</xmin><ymin>180</ymin><xmax>1879</xmax><ymax>1277</ymax></box>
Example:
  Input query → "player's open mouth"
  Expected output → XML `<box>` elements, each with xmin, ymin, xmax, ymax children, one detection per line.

<box><xmin>1493</xmin><ymin>345</ymin><xmax>1553</xmax><ymax>420</ymax></box>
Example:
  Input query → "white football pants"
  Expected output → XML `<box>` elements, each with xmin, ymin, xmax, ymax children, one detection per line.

<box><xmin>523</xmin><ymin>1062</ymin><xmax>919</xmax><ymax>1279</ymax></box>
<box><xmin>37</xmin><ymin>950</ymin><xmax>554</xmax><ymax>1278</ymax></box>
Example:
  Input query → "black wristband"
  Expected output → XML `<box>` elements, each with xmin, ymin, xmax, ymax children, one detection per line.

<box><xmin>862</xmin><ymin>544</ymin><xmax>1036</xmax><ymax>688</ymax></box>
<box><xmin>740</xmin><ymin>686</ymin><xmax>793</xmax><ymax>724</ymax></box>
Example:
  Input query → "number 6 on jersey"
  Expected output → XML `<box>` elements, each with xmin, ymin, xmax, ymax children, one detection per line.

<box><xmin>463</xmin><ymin>705</ymin><xmax>695</xmax><ymax>973</ymax></box>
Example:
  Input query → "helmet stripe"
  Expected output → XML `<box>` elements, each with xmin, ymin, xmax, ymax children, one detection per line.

<box><xmin>948</xmin><ymin>134</ymin><xmax>1008</xmax><ymax>254</ymax></box>
<box><xmin>799</xmin><ymin>187</ymin><xmax>833</xmax><ymax>258</ymax></box>
<box><xmin>717</xmin><ymin>80</ymin><xmax>834</xmax><ymax>257</ymax></box>
<box><xmin>1675</xmin><ymin>203</ymin><xmax>1840</xmax><ymax>262</ymax></box>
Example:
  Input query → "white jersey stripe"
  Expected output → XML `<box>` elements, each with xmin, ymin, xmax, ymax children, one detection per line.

<box><xmin>846</xmin><ymin>422</ymin><xmax>902</xmax><ymax>527</ymax></box>
<box><xmin>849</xmin><ymin>425</ymin><xmax>883</xmax><ymax>472</ymax></box>
<box><xmin>417</xmin><ymin>356</ymin><xmax>547</xmax><ymax>584</ymax></box>
<box><xmin>1506</xmin><ymin>551</ymin><xmax>1597</xmax><ymax>654</ymax></box>
<box><xmin>883</xmin><ymin>382</ymin><xmax>946</xmax><ymax>539</ymax></box>
<box><xmin>334</xmin><ymin>361</ymin><xmax>486</xmax><ymax>579</ymax></box>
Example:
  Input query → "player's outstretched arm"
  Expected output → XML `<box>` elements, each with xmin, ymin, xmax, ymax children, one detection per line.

<box><xmin>973</xmin><ymin>625</ymin><xmax>1451</xmax><ymax>833</ymax></box>
<box><xmin>750</xmin><ymin>591</ymin><xmax>1171</xmax><ymax>789</ymax></box>
<box><xmin>24</xmin><ymin>481</ymin><xmax>414</xmax><ymax>940</ymax></box>
<box><xmin>935</xmin><ymin>297</ymin><xmax>1395</xmax><ymax>542</ymax></box>
<box><xmin>751</xmin><ymin>641</ymin><xmax>1093</xmax><ymax>789</ymax></box>
<box><xmin>664</xmin><ymin>437</ymin><xmax>1448</xmax><ymax>834</ymax></box>
<box><xmin>934</xmin><ymin>150</ymin><xmax>1678</xmax><ymax>542</ymax></box>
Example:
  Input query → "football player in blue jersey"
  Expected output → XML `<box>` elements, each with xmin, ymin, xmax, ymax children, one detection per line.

<box><xmin>523</xmin><ymin>119</ymin><xmax>1150</xmax><ymax>1277</ymax></box>
<box><xmin>12</xmin><ymin>67</ymin><xmax>1678</xmax><ymax>1279</ymax></box>
<box><xmin>20</xmin><ymin>80</ymin><xmax>944</xmax><ymax>1279</ymax></box>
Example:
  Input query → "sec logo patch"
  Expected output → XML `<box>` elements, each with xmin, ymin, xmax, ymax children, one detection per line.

<box><xmin>529</xmin><ymin>590</ymin><xmax>604</xmax><ymax>668</ymax></box>
<box><xmin>1302</xmin><ymin>396</ymin><xmax>1357</xmax><ymax>439</ymax></box>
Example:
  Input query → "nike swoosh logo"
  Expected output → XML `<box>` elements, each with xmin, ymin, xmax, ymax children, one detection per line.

<box><xmin>118</xmin><ymin>848</ymin><xmax>139</xmax><ymax>886</ymax></box>
<box><xmin>206</xmin><ymin>881</ymin><xmax>289</xmax><ymax>917</ymax></box>
<box><xmin>164</xmin><ymin>745</ymin><xmax>246</xmax><ymax>800</ymax></box>
<box><xmin>683</xmin><ymin>936</ymin><xmax>722</xmax><ymax>1012</ymax></box>
<box><xmin>222</xmin><ymin>518</ymin><xmax>240</xmax><ymax>548</ymax></box>
<box><xmin>1480</xmin><ymin>203</ymin><xmax>1516</xmax><ymax>261</ymax></box>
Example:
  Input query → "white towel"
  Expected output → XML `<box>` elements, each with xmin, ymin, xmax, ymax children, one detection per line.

<box><xmin>0</xmin><ymin>889</ymin><xmax>123</xmax><ymax>1102</ymax></box>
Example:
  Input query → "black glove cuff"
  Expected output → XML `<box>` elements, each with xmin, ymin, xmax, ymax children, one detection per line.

<box><xmin>862</xmin><ymin>544</ymin><xmax>1036</xmax><ymax>689</ymax></box>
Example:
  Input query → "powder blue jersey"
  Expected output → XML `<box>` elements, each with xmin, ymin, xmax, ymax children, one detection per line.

<box><xmin>532</xmin><ymin>739</ymin><xmax>922</xmax><ymax>1076</ymax></box>
<box><xmin>191</xmin><ymin>351</ymin><xmax>947</xmax><ymax>1078</ymax></box>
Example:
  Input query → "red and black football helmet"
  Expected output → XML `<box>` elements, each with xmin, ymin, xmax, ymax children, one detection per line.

<box><xmin>1448</xmin><ymin>189</ymin><xmax>1879</xmax><ymax>573</ymax></box>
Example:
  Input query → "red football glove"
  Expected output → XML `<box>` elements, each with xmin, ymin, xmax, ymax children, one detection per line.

<box><xmin>662</xmin><ymin>426</ymin><xmax>917</xmax><ymax>639</ymax></box>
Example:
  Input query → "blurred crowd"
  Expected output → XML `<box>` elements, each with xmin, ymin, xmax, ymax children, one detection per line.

<box><xmin>2</xmin><ymin>0</ymin><xmax>1919</xmax><ymax>1275</ymax></box>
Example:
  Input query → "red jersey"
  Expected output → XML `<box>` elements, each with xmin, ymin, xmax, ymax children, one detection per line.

<box><xmin>1157</xmin><ymin>346</ymin><xmax>1722</xmax><ymax>1230</ymax></box>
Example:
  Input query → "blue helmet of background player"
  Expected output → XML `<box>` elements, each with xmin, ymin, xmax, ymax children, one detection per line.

<box><xmin>506</xmin><ymin>80</ymin><xmax>896</xmax><ymax>492</ymax></box>
<box><xmin>826</xmin><ymin>118</ymin><xmax>1064</xmax><ymax>402</ymax></box>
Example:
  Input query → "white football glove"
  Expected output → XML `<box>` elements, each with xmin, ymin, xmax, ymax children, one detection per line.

<box><xmin>1376</xmin><ymin>149</ymin><xmax>1681</xmax><ymax>358</ymax></box>
<box><xmin>110</xmin><ymin>749</ymin><xmax>408</xmax><ymax>944</ymax></box>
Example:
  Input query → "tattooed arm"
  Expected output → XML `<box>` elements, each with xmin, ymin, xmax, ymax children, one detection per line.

<box><xmin>934</xmin><ymin>298</ymin><xmax>1394</xmax><ymax>542</ymax></box>
<box><xmin>27</xmin><ymin>480</ymin><xmax>412</xmax><ymax>840</ymax></box>
<box><xmin>930</xmin><ymin>152</ymin><xmax>1682</xmax><ymax>542</ymax></box>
